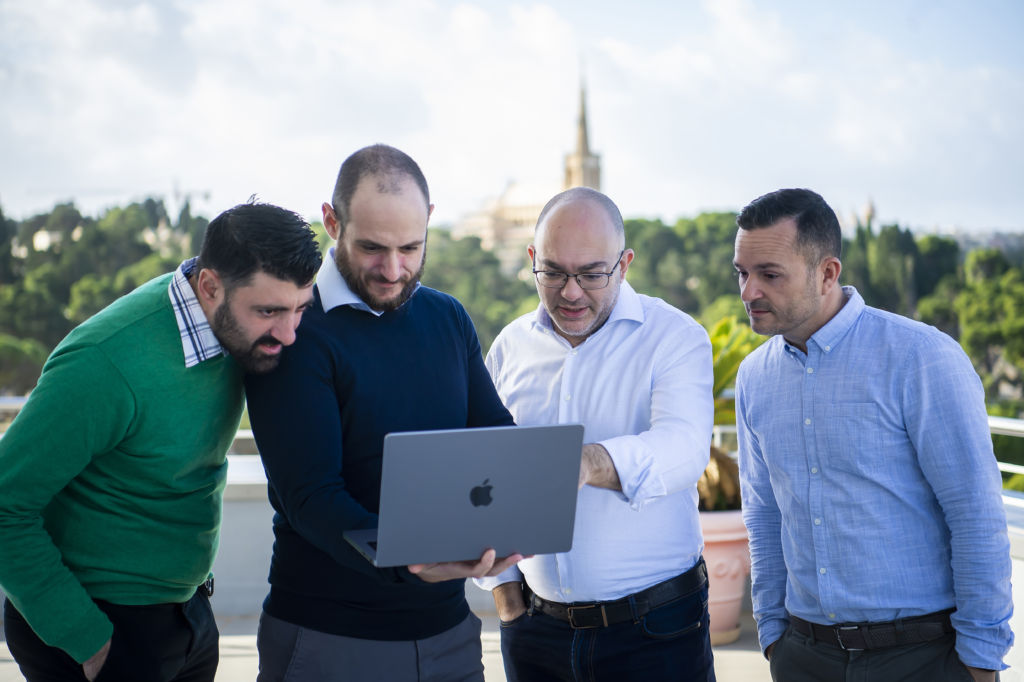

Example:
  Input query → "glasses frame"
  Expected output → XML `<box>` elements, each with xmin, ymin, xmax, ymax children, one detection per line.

<box><xmin>532</xmin><ymin>249</ymin><xmax>627</xmax><ymax>290</ymax></box>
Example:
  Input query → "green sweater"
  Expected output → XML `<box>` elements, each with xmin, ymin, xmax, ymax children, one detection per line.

<box><xmin>0</xmin><ymin>273</ymin><xmax>243</xmax><ymax>662</ymax></box>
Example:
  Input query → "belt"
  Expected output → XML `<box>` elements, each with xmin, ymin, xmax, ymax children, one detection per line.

<box><xmin>789</xmin><ymin>609</ymin><xmax>954</xmax><ymax>651</ymax></box>
<box><xmin>526</xmin><ymin>559</ymin><xmax>707</xmax><ymax>629</ymax></box>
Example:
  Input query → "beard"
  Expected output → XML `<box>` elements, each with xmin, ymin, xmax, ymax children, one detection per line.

<box><xmin>335</xmin><ymin>245</ymin><xmax>426</xmax><ymax>312</ymax></box>
<box><xmin>211</xmin><ymin>300</ymin><xmax>283</xmax><ymax>374</ymax></box>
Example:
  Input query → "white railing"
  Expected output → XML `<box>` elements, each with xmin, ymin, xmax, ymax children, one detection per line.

<box><xmin>5</xmin><ymin>403</ymin><xmax>1024</xmax><ymax>477</ymax></box>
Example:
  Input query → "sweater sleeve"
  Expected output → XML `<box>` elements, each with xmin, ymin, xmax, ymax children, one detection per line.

<box><xmin>458</xmin><ymin>303</ymin><xmax>515</xmax><ymax>429</ymax></box>
<box><xmin>0</xmin><ymin>344</ymin><xmax>131</xmax><ymax>662</ymax></box>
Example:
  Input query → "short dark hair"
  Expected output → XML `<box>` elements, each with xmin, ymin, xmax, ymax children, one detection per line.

<box><xmin>536</xmin><ymin>187</ymin><xmax>625</xmax><ymax>243</ymax></box>
<box><xmin>737</xmin><ymin>188</ymin><xmax>842</xmax><ymax>265</ymax></box>
<box><xmin>195</xmin><ymin>201</ymin><xmax>321</xmax><ymax>290</ymax></box>
<box><xmin>331</xmin><ymin>144</ymin><xmax>430</xmax><ymax>233</ymax></box>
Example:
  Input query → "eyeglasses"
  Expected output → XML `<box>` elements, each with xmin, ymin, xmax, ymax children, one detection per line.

<box><xmin>532</xmin><ymin>250</ymin><xmax>626</xmax><ymax>290</ymax></box>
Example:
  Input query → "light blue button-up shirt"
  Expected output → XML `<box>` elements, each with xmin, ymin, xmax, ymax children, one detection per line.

<box><xmin>736</xmin><ymin>286</ymin><xmax>1013</xmax><ymax>670</ymax></box>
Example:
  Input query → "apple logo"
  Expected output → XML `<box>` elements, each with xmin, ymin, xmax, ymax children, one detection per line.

<box><xmin>470</xmin><ymin>479</ymin><xmax>493</xmax><ymax>507</ymax></box>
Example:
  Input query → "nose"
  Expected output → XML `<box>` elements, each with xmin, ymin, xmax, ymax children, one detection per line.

<box><xmin>380</xmin><ymin>252</ymin><xmax>402</xmax><ymax>282</ymax></box>
<box><xmin>275</xmin><ymin>313</ymin><xmax>302</xmax><ymax>347</ymax></box>
<box><xmin>560</xmin><ymin>275</ymin><xmax>585</xmax><ymax>300</ymax></box>
<box><xmin>739</xmin><ymin>276</ymin><xmax>759</xmax><ymax>303</ymax></box>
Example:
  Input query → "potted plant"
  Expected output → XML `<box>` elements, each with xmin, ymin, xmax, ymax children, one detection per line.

<box><xmin>698</xmin><ymin>316</ymin><xmax>764</xmax><ymax>644</ymax></box>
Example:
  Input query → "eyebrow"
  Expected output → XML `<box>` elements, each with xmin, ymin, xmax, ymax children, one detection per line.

<box><xmin>734</xmin><ymin>261</ymin><xmax>786</xmax><ymax>270</ymax></box>
<box><xmin>539</xmin><ymin>258</ymin><xmax>613</xmax><ymax>272</ymax></box>
<box><xmin>355</xmin><ymin>238</ymin><xmax>425</xmax><ymax>250</ymax></box>
<box><xmin>252</xmin><ymin>295</ymin><xmax>315</xmax><ymax>312</ymax></box>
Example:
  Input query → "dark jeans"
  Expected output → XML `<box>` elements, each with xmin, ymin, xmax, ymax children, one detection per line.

<box><xmin>769</xmin><ymin>623</ymin><xmax>984</xmax><ymax>682</ymax></box>
<box><xmin>499</xmin><ymin>579</ymin><xmax>715</xmax><ymax>682</ymax></box>
<box><xmin>4</xmin><ymin>590</ymin><xmax>218</xmax><ymax>682</ymax></box>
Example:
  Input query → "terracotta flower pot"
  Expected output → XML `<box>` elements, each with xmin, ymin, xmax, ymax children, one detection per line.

<box><xmin>700</xmin><ymin>509</ymin><xmax>751</xmax><ymax>645</ymax></box>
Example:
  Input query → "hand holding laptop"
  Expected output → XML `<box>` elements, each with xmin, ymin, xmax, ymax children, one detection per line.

<box><xmin>408</xmin><ymin>548</ymin><xmax>526</xmax><ymax>583</ymax></box>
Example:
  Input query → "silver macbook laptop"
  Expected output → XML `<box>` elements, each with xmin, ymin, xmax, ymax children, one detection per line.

<box><xmin>344</xmin><ymin>423</ymin><xmax>584</xmax><ymax>567</ymax></box>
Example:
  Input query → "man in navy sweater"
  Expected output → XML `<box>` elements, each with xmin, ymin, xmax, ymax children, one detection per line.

<box><xmin>244</xmin><ymin>144</ymin><xmax>521</xmax><ymax>682</ymax></box>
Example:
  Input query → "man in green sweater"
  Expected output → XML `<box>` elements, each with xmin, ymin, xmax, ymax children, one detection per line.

<box><xmin>0</xmin><ymin>202</ymin><xmax>321</xmax><ymax>681</ymax></box>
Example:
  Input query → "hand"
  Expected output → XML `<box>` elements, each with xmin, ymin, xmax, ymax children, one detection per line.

<box><xmin>965</xmin><ymin>666</ymin><xmax>996</xmax><ymax>682</ymax></box>
<box><xmin>765</xmin><ymin>640</ymin><xmax>777</xmax><ymax>661</ymax></box>
<box><xmin>579</xmin><ymin>444</ymin><xmax>621</xmax><ymax>491</ymax></box>
<box><xmin>82</xmin><ymin>639</ymin><xmax>111</xmax><ymax>681</ymax></box>
<box><xmin>492</xmin><ymin>581</ymin><xmax>528</xmax><ymax>623</ymax></box>
<box><xmin>408</xmin><ymin>548</ymin><xmax>524</xmax><ymax>583</ymax></box>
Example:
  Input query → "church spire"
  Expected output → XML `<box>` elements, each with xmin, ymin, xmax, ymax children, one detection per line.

<box><xmin>576</xmin><ymin>83</ymin><xmax>590</xmax><ymax>156</ymax></box>
<box><xmin>564</xmin><ymin>79</ymin><xmax>601</xmax><ymax>191</ymax></box>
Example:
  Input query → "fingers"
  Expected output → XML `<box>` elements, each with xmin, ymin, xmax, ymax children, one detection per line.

<box><xmin>487</xmin><ymin>553</ymin><xmax>525</xmax><ymax>577</ymax></box>
<box><xmin>407</xmin><ymin>548</ymin><xmax>526</xmax><ymax>582</ymax></box>
<box><xmin>407</xmin><ymin>562</ymin><xmax>439</xmax><ymax>575</ymax></box>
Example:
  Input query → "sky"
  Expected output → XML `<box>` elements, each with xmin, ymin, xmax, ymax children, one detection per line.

<box><xmin>1</xmin><ymin>0</ymin><xmax>1022</xmax><ymax>233</ymax></box>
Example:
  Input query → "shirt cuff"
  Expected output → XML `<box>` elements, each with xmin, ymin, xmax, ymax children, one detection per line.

<box><xmin>600</xmin><ymin>436</ymin><xmax>666</xmax><ymax>509</ymax></box>
<box><xmin>474</xmin><ymin>565</ymin><xmax>523</xmax><ymax>592</ymax></box>
<box><xmin>757</xmin><ymin>615</ymin><xmax>788</xmax><ymax>656</ymax></box>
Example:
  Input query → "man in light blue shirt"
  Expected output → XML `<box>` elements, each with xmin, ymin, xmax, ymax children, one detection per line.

<box><xmin>733</xmin><ymin>188</ymin><xmax>1012</xmax><ymax>681</ymax></box>
<box><xmin>477</xmin><ymin>187</ymin><xmax>716</xmax><ymax>681</ymax></box>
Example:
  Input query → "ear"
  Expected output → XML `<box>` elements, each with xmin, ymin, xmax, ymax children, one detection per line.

<box><xmin>427</xmin><ymin>203</ymin><xmax>435</xmax><ymax>223</ymax></box>
<box><xmin>820</xmin><ymin>257</ymin><xmax>843</xmax><ymax>294</ymax></box>
<box><xmin>322</xmin><ymin>202</ymin><xmax>341</xmax><ymax>241</ymax></box>
<box><xmin>195</xmin><ymin>268</ymin><xmax>225</xmax><ymax>307</ymax></box>
<box><xmin>618</xmin><ymin>248</ymin><xmax>635</xmax><ymax>280</ymax></box>
<box><xmin>527</xmin><ymin>244</ymin><xmax>536</xmax><ymax>264</ymax></box>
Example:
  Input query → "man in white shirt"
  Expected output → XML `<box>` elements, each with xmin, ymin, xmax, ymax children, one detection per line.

<box><xmin>477</xmin><ymin>187</ymin><xmax>716</xmax><ymax>681</ymax></box>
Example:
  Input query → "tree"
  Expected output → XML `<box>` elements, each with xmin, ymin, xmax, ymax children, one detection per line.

<box><xmin>868</xmin><ymin>224</ymin><xmax>918</xmax><ymax>315</ymax></box>
<box><xmin>0</xmin><ymin>204</ymin><xmax>18</xmax><ymax>284</ymax></box>
<box><xmin>914</xmin><ymin>235</ymin><xmax>959</xmax><ymax>299</ymax></box>
<box><xmin>420</xmin><ymin>229</ymin><xmax>535</xmax><ymax>352</ymax></box>
<box><xmin>0</xmin><ymin>333</ymin><xmax>48</xmax><ymax>394</ymax></box>
<box><xmin>954</xmin><ymin>260</ymin><xmax>1024</xmax><ymax>396</ymax></box>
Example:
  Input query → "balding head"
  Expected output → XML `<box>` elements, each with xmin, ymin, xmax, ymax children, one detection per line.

<box><xmin>535</xmin><ymin>187</ymin><xmax>624</xmax><ymax>249</ymax></box>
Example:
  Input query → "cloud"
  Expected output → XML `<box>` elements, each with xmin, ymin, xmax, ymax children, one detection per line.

<box><xmin>0</xmin><ymin>0</ymin><xmax>1021</xmax><ymax>231</ymax></box>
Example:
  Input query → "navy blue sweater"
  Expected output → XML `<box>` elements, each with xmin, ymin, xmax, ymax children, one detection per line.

<box><xmin>244</xmin><ymin>285</ymin><xmax>514</xmax><ymax>640</ymax></box>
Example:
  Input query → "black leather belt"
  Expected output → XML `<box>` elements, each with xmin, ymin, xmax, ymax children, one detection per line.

<box><xmin>526</xmin><ymin>559</ymin><xmax>707</xmax><ymax>629</ymax></box>
<box><xmin>789</xmin><ymin>609</ymin><xmax>954</xmax><ymax>651</ymax></box>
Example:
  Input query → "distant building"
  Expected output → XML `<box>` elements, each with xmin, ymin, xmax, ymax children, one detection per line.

<box><xmin>452</xmin><ymin>84</ymin><xmax>602</xmax><ymax>275</ymax></box>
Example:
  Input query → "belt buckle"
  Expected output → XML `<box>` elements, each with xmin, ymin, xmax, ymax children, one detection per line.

<box><xmin>835</xmin><ymin>625</ymin><xmax>864</xmax><ymax>651</ymax></box>
<box><xmin>567</xmin><ymin>604</ymin><xmax>607</xmax><ymax>629</ymax></box>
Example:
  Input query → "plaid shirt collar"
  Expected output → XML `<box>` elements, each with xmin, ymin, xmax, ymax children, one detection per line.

<box><xmin>169</xmin><ymin>258</ymin><xmax>226</xmax><ymax>368</ymax></box>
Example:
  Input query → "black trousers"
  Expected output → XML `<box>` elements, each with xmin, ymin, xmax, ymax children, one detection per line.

<box><xmin>4</xmin><ymin>590</ymin><xmax>218</xmax><ymax>682</ymax></box>
<box><xmin>769</xmin><ymin>622</ymin><xmax>985</xmax><ymax>682</ymax></box>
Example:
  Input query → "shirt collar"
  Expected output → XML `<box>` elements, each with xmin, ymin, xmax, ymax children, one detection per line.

<box><xmin>805</xmin><ymin>285</ymin><xmax>863</xmax><ymax>353</ymax></box>
<box><xmin>168</xmin><ymin>257</ymin><xmax>226</xmax><ymax>368</ymax></box>
<box><xmin>532</xmin><ymin>279</ymin><xmax>644</xmax><ymax>338</ymax></box>
<box><xmin>316</xmin><ymin>246</ymin><xmax>420</xmax><ymax>317</ymax></box>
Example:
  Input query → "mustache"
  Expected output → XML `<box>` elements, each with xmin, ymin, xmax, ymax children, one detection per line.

<box><xmin>253</xmin><ymin>335</ymin><xmax>282</xmax><ymax>349</ymax></box>
<box><xmin>746</xmin><ymin>302</ymin><xmax>772</xmax><ymax>312</ymax></box>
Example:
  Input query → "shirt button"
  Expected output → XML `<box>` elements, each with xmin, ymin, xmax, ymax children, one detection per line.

<box><xmin>807</xmin><ymin>367</ymin><xmax>814</xmax><ymax>374</ymax></box>
<box><xmin>819</xmin><ymin>567</ymin><xmax>827</xmax><ymax>575</ymax></box>
<box><xmin>829</xmin><ymin>612</ymin><xmax>836</xmax><ymax>619</ymax></box>
<box><xmin>564</xmin><ymin>587</ymin><xmax>572</xmax><ymax>594</ymax></box>
<box><xmin>814</xmin><ymin>518</ymin><xmax>822</xmax><ymax>525</ymax></box>
<box><xmin>824</xmin><ymin>345</ymin><xmax>831</xmax><ymax>352</ymax></box>
<box><xmin>565</xmin><ymin>395</ymin><xmax>571</xmax><ymax>401</ymax></box>
<box><xmin>571</xmin><ymin>350</ymin><xmax>578</xmax><ymax>356</ymax></box>
<box><xmin>804</xmin><ymin>418</ymin><xmax>812</xmax><ymax>425</ymax></box>
<box><xmin>811</xmin><ymin>467</ymin><xmax>819</xmax><ymax>474</ymax></box>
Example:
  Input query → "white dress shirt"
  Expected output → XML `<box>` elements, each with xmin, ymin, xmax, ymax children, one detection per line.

<box><xmin>476</xmin><ymin>281</ymin><xmax>713</xmax><ymax>602</ymax></box>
